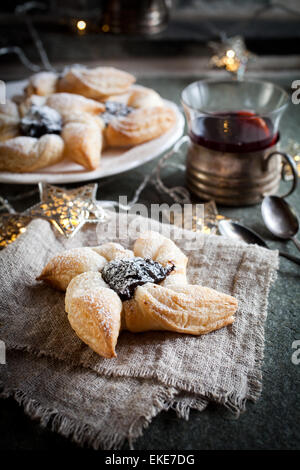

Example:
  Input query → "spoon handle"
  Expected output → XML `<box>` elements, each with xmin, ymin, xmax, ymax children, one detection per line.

<box><xmin>292</xmin><ymin>237</ymin><xmax>300</xmax><ymax>253</ymax></box>
<box><xmin>279</xmin><ymin>250</ymin><xmax>300</xmax><ymax>265</ymax></box>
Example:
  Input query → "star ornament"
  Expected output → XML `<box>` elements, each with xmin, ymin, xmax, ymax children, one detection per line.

<box><xmin>163</xmin><ymin>201</ymin><xmax>228</xmax><ymax>235</ymax></box>
<box><xmin>209</xmin><ymin>35</ymin><xmax>255</xmax><ymax>79</ymax></box>
<box><xmin>25</xmin><ymin>183</ymin><xmax>107</xmax><ymax>238</ymax></box>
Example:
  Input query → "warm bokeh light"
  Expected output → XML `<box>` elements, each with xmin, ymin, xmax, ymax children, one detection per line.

<box><xmin>211</xmin><ymin>51</ymin><xmax>240</xmax><ymax>73</ymax></box>
<box><xmin>77</xmin><ymin>20</ymin><xmax>86</xmax><ymax>31</ymax></box>
<box><xmin>226</xmin><ymin>49</ymin><xmax>235</xmax><ymax>58</ymax></box>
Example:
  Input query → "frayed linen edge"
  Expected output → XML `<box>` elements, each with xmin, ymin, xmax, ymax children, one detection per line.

<box><xmin>0</xmin><ymin>384</ymin><xmax>176</xmax><ymax>450</ymax></box>
<box><xmin>3</xmin><ymin>340</ymin><xmax>262</xmax><ymax>413</ymax></box>
<box><xmin>0</xmin><ymin>383</ymin><xmax>210</xmax><ymax>450</ymax></box>
<box><xmin>0</xmin><ymin>382</ymin><xmax>249</xmax><ymax>450</ymax></box>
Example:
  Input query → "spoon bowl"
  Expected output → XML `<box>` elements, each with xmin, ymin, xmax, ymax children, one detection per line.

<box><xmin>261</xmin><ymin>195</ymin><xmax>299</xmax><ymax>239</ymax></box>
<box><xmin>261</xmin><ymin>195</ymin><xmax>300</xmax><ymax>252</ymax></box>
<box><xmin>218</xmin><ymin>219</ymin><xmax>300</xmax><ymax>265</ymax></box>
<box><xmin>218</xmin><ymin>220</ymin><xmax>267</xmax><ymax>247</ymax></box>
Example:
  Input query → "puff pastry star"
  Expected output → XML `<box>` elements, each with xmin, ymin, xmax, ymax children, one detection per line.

<box><xmin>37</xmin><ymin>231</ymin><xmax>238</xmax><ymax>358</ymax></box>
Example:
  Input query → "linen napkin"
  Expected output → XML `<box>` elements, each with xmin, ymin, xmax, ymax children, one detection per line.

<box><xmin>0</xmin><ymin>214</ymin><xmax>278</xmax><ymax>449</ymax></box>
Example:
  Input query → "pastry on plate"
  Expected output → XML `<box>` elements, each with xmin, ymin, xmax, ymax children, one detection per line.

<box><xmin>22</xmin><ymin>67</ymin><xmax>177</xmax><ymax>153</ymax></box>
<box><xmin>0</xmin><ymin>101</ymin><xmax>21</xmax><ymax>142</ymax></box>
<box><xmin>105</xmin><ymin>85</ymin><xmax>164</xmax><ymax>109</ymax></box>
<box><xmin>0</xmin><ymin>95</ymin><xmax>104</xmax><ymax>172</ymax></box>
<box><xmin>1</xmin><ymin>66</ymin><xmax>177</xmax><ymax>172</ymax></box>
<box><xmin>0</xmin><ymin>134</ymin><xmax>64</xmax><ymax>173</ymax></box>
<box><xmin>57</xmin><ymin>66</ymin><xmax>136</xmax><ymax>100</ymax></box>
<box><xmin>25</xmin><ymin>66</ymin><xmax>136</xmax><ymax>101</ymax></box>
<box><xmin>38</xmin><ymin>231</ymin><xmax>238</xmax><ymax>358</ymax></box>
<box><xmin>25</xmin><ymin>71</ymin><xmax>58</xmax><ymax>97</ymax></box>
<box><xmin>61</xmin><ymin>112</ymin><xmax>104</xmax><ymax>170</ymax></box>
<box><xmin>104</xmin><ymin>105</ymin><xmax>176</xmax><ymax>148</ymax></box>
<box><xmin>25</xmin><ymin>68</ymin><xmax>160</xmax><ymax>108</ymax></box>
<box><xmin>127</xmin><ymin>85</ymin><xmax>164</xmax><ymax>108</ymax></box>
<box><xmin>19</xmin><ymin>92</ymin><xmax>105</xmax><ymax>118</ymax></box>
<box><xmin>45</xmin><ymin>92</ymin><xmax>105</xmax><ymax>118</ymax></box>
<box><xmin>0</xmin><ymin>103</ymin><xmax>64</xmax><ymax>172</ymax></box>
<box><xmin>96</xmin><ymin>84</ymin><xmax>175</xmax><ymax>148</ymax></box>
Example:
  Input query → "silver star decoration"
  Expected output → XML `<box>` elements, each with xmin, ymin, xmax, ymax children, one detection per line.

<box><xmin>209</xmin><ymin>35</ymin><xmax>255</xmax><ymax>80</ymax></box>
<box><xmin>163</xmin><ymin>200</ymin><xmax>228</xmax><ymax>235</ymax></box>
<box><xmin>25</xmin><ymin>183</ymin><xmax>107</xmax><ymax>238</ymax></box>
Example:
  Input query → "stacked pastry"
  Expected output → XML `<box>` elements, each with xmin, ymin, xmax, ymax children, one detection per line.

<box><xmin>0</xmin><ymin>66</ymin><xmax>176</xmax><ymax>172</ymax></box>
<box><xmin>37</xmin><ymin>231</ymin><xmax>238</xmax><ymax>358</ymax></box>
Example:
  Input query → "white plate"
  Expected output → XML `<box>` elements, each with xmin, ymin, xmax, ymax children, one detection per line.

<box><xmin>0</xmin><ymin>80</ymin><xmax>184</xmax><ymax>184</ymax></box>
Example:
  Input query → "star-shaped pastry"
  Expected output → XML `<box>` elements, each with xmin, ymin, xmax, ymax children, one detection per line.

<box><xmin>37</xmin><ymin>231</ymin><xmax>238</xmax><ymax>358</ymax></box>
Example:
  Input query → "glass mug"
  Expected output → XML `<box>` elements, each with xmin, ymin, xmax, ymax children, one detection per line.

<box><xmin>181</xmin><ymin>79</ymin><xmax>298</xmax><ymax>206</ymax></box>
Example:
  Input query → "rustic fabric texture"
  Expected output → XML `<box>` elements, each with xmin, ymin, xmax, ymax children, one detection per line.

<box><xmin>0</xmin><ymin>215</ymin><xmax>278</xmax><ymax>448</ymax></box>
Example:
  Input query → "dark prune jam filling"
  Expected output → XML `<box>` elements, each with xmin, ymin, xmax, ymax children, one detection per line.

<box><xmin>101</xmin><ymin>101</ymin><xmax>134</xmax><ymax>126</ymax></box>
<box><xmin>102</xmin><ymin>257</ymin><xmax>174</xmax><ymax>301</ymax></box>
<box><xmin>20</xmin><ymin>105</ymin><xmax>62</xmax><ymax>138</ymax></box>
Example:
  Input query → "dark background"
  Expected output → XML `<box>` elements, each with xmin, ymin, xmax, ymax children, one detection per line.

<box><xmin>1</xmin><ymin>0</ymin><xmax>300</xmax><ymax>81</ymax></box>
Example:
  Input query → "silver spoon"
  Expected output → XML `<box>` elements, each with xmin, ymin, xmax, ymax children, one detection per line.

<box><xmin>261</xmin><ymin>196</ymin><xmax>300</xmax><ymax>252</ymax></box>
<box><xmin>219</xmin><ymin>219</ymin><xmax>300</xmax><ymax>266</ymax></box>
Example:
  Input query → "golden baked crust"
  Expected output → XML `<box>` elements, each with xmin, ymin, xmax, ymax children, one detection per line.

<box><xmin>66</xmin><ymin>271</ymin><xmax>122</xmax><ymax>358</ymax></box>
<box><xmin>123</xmin><ymin>284</ymin><xmax>236</xmax><ymax>334</ymax></box>
<box><xmin>38</xmin><ymin>243</ymin><xmax>134</xmax><ymax>291</ymax></box>
<box><xmin>133</xmin><ymin>230</ymin><xmax>188</xmax><ymax>287</ymax></box>
<box><xmin>105</xmin><ymin>106</ymin><xmax>176</xmax><ymax>147</ymax></box>
<box><xmin>57</xmin><ymin>66</ymin><xmax>136</xmax><ymax>100</ymax></box>
<box><xmin>19</xmin><ymin>93</ymin><xmax>104</xmax><ymax>118</ymax></box>
<box><xmin>127</xmin><ymin>85</ymin><xmax>164</xmax><ymax>109</ymax></box>
<box><xmin>25</xmin><ymin>71</ymin><xmax>58</xmax><ymax>97</ymax></box>
<box><xmin>103</xmin><ymin>85</ymin><xmax>163</xmax><ymax>108</ymax></box>
<box><xmin>37</xmin><ymin>247</ymin><xmax>108</xmax><ymax>291</ymax></box>
<box><xmin>1</xmin><ymin>67</ymin><xmax>178</xmax><ymax>172</ymax></box>
<box><xmin>38</xmin><ymin>232</ymin><xmax>238</xmax><ymax>358</ymax></box>
<box><xmin>99</xmin><ymin>85</ymin><xmax>175</xmax><ymax>149</ymax></box>
<box><xmin>62</xmin><ymin>112</ymin><xmax>104</xmax><ymax>170</ymax></box>
<box><xmin>0</xmin><ymin>95</ymin><xmax>104</xmax><ymax>172</ymax></box>
<box><xmin>92</xmin><ymin>242</ymin><xmax>134</xmax><ymax>261</ymax></box>
<box><xmin>0</xmin><ymin>134</ymin><xmax>64</xmax><ymax>172</ymax></box>
<box><xmin>46</xmin><ymin>93</ymin><xmax>105</xmax><ymax>118</ymax></box>
<box><xmin>19</xmin><ymin>95</ymin><xmax>47</xmax><ymax>117</ymax></box>
<box><xmin>0</xmin><ymin>101</ymin><xmax>20</xmax><ymax>142</ymax></box>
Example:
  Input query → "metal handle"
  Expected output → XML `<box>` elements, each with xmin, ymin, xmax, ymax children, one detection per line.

<box><xmin>279</xmin><ymin>250</ymin><xmax>300</xmax><ymax>265</ymax></box>
<box><xmin>265</xmin><ymin>151</ymin><xmax>298</xmax><ymax>198</ymax></box>
<box><xmin>292</xmin><ymin>237</ymin><xmax>300</xmax><ymax>253</ymax></box>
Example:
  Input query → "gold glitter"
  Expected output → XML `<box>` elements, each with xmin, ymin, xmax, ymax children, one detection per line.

<box><xmin>165</xmin><ymin>201</ymin><xmax>227</xmax><ymax>235</ymax></box>
<box><xmin>0</xmin><ymin>214</ymin><xmax>32</xmax><ymax>249</ymax></box>
<box><xmin>25</xmin><ymin>183</ymin><xmax>107</xmax><ymax>238</ymax></box>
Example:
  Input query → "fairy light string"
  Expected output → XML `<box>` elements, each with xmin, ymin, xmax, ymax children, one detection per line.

<box><xmin>1</xmin><ymin>1</ymin><xmax>300</xmax><ymax>246</ymax></box>
<box><xmin>0</xmin><ymin>0</ymin><xmax>299</xmax><ymax>78</ymax></box>
<box><xmin>0</xmin><ymin>136</ymin><xmax>225</xmax><ymax>247</ymax></box>
<box><xmin>14</xmin><ymin>1</ymin><xmax>56</xmax><ymax>72</ymax></box>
